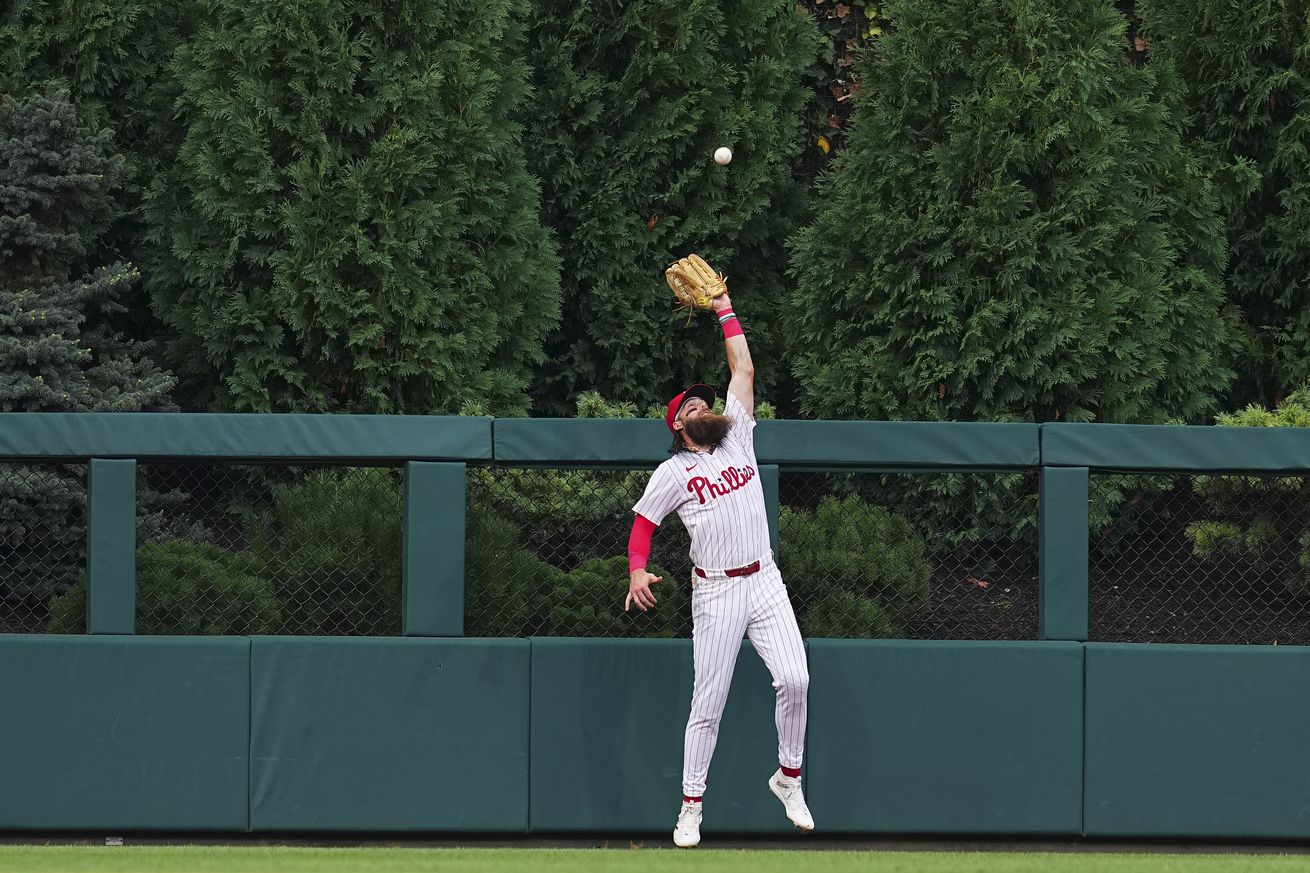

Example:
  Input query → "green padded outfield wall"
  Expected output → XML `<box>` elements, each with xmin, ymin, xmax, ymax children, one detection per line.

<box><xmin>16</xmin><ymin>636</ymin><xmax>1310</xmax><ymax>837</ymax></box>
<box><xmin>806</xmin><ymin>640</ymin><xmax>1084</xmax><ymax>834</ymax></box>
<box><xmin>0</xmin><ymin>636</ymin><xmax>249</xmax><ymax>830</ymax></box>
<box><xmin>0</xmin><ymin>413</ymin><xmax>492</xmax><ymax>462</ymax></box>
<box><xmin>1040</xmin><ymin>423</ymin><xmax>1310</xmax><ymax>473</ymax></box>
<box><xmin>402</xmin><ymin>461</ymin><xmax>465</xmax><ymax>636</ymax></box>
<box><xmin>86</xmin><ymin>459</ymin><xmax>137</xmax><ymax>634</ymax></box>
<box><xmin>249</xmin><ymin>637</ymin><xmax>529</xmax><ymax>832</ymax></box>
<box><xmin>1084</xmin><ymin>643</ymin><xmax>1310</xmax><ymax>838</ymax></box>
<box><xmin>529</xmin><ymin>639</ymin><xmax>799</xmax><ymax>834</ymax></box>
<box><xmin>493</xmin><ymin>419</ymin><xmax>1039</xmax><ymax>467</ymax></box>
<box><xmin>1039</xmin><ymin>466</ymin><xmax>1088</xmax><ymax>641</ymax></box>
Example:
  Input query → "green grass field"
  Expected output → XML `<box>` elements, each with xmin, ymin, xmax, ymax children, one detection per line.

<box><xmin>2</xmin><ymin>847</ymin><xmax>1310</xmax><ymax>873</ymax></box>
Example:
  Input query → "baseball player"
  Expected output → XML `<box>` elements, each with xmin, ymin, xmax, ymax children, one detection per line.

<box><xmin>624</xmin><ymin>255</ymin><xmax>813</xmax><ymax>848</ymax></box>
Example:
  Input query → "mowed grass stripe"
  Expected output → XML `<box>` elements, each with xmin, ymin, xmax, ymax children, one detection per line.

<box><xmin>2</xmin><ymin>847</ymin><xmax>1310</xmax><ymax>873</ymax></box>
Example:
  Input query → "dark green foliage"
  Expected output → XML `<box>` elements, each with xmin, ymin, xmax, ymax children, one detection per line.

<box><xmin>50</xmin><ymin>468</ymin><xmax>399</xmax><ymax>635</ymax></box>
<box><xmin>800</xmin><ymin>586</ymin><xmax>898</xmax><ymax>639</ymax></box>
<box><xmin>44</xmin><ymin>576</ymin><xmax>84</xmax><ymax>633</ymax></box>
<box><xmin>137</xmin><ymin>539</ymin><xmax>281</xmax><ymax>634</ymax></box>
<box><xmin>523</xmin><ymin>0</ymin><xmax>819</xmax><ymax>413</ymax></box>
<box><xmin>244</xmin><ymin>467</ymin><xmax>403</xmax><ymax>635</ymax></box>
<box><xmin>0</xmin><ymin>1</ymin><xmax>184</xmax><ymax>145</ymax></box>
<box><xmin>794</xmin><ymin>0</ymin><xmax>884</xmax><ymax>180</ymax></box>
<box><xmin>0</xmin><ymin>86</ymin><xmax>173</xmax><ymax>621</ymax></box>
<box><xmin>464</xmin><ymin>502</ymin><xmax>563</xmax><ymax>637</ymax></box>
<box><xmin>473</xmin><ymin>467</ymin><xmax>647</xmax><ymax>529</ymax></box>
<box><xmin>1140</xmin><ymin>0</ymin><xmax>1310</xmax><ymax>408</ymax></box>
<box><xmin>465</xmin><ymin>504</ymin><xmax>683</xmax><ymax>638</ymax></box>
<box><xmin>1</xmin><ymin>0</ymin><xmax>190</xmax><ymax>343</ymax></box>
<box><xmin>0</xmin><ymin>465</ymin><xmax>84</xmax><ymax>628</ymax></box>
<box><xmin>780</xmin><ymin>495</ymin><xmax>930</xmax><ymax>637</ymax></box>
<box><xmin>48</xmin><ymin>538</ymin><xmax>281</xmax><ymax>634</ymax></box>
<box><xmin>146</xmin><ymin>0</ymin><xmax>560</xmax><ymax>414</ymax></box>
<box><xmin>545</xmin><ymin>555</ymin><xmax>683</xmax><ymax>637</ymax></box>
<box><xmin>0</xmin><ymin>86</ymin><xmax>174</xmax><ymax>412</ymax></box>
<box><xmin>1185</xmin><ymin>390</ymin><xmax>1310</xmax><ymax>594</ymax></box>
<box><xmin>786</xmin><ymin>0</ymin><xmax>1234</xmax><ymax>424</ymax></box>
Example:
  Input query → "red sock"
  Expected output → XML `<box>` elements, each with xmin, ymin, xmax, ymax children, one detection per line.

<box><xmin>781</xmin><ymin>765</ymin><xmax>801</xmax><ymax>779</ymax></box>
<box><xmin>683</xmin><ymin>795</ymin><xmax>702</xmax><ymax>804</ymax></box>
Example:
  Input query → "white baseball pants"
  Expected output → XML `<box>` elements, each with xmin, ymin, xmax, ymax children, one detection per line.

<box><xmin>682</xmin><ymin>556</ymin><xmax>809</xmax><ymax>797</ymax></box>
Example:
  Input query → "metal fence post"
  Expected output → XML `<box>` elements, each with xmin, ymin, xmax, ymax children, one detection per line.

<box><xmin>86</xmin><ymin>458</ymin><xmax>136</xmax><ymax>634</ymax></box>
<box><xmin>1039</xmin><ymin>465</ymin><xmax>1089</xmax><ymax>641</ymax></box>
<box><xmin>403</xmin><ymin>461</ymin><xmax>466</xmax><ymax>636</ymax></box>
<box><xmin>761</xmin><ymin>464</ymin><xmax>780</xmax><ymax>560</ymax></box>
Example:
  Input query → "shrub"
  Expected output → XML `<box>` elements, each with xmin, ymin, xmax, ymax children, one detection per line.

<box><xmin>780</xmin><ymin>495</ymin><xmax>930</xmax><ymax>637</ymax></box>
<box><xmin>1185</xmin><ymin>390</ymin><xmax>1310</xmax><ymax>594</ymax></box>
<box><xmin>544</xmin><ymin>555</ymin><xmax>683</xmax><ymax>638</ymax></box>
<box><xmin>244</xmin><ymin>468</ymin><xmax>403</xmax><ymax>635</ymax></box>
<box><xmin>464</xmin><ymin>502</ymin><xmax>563</xmax><ymax>637</ymax></box>
<box><xmin>48</xmin><ymin>538</ymin><xmax>280</xmax><ymax>634</ymax></box>
<box><xmin>799</xmin><ymin>587</ymin><xmax>898</xmax><ymax>639</ymax></box>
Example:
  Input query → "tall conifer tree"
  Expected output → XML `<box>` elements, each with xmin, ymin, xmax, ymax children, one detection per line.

<box><xmin>146</xmin><ymin>0</ymin><xmax>560</xmax><ymax>413</ymax></box>
<box><xmin>1</xmin><ymin>0</ymin><xmax>186</xmax><ymax>350</ymax></box>
<box><xmin>0</xmin><ymin>88</ymin><xmax>174</xmax><ymax>626</ymax></box>
<box><xmin>1141</xmin><ymin>0</ymin><xmax>1310</xmax><ymax>407</ymax></box>
<box><xmin>786</xmin><ymin>0</ymin><xmax>1235</xmax><ymax>423</ymax></box>
<box><xmin>523</xmin><ymin>0</ymin><xmax>819</xmax><ymax>413</ymax></box>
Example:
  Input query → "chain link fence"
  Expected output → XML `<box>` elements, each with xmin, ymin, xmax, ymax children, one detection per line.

<box><xmin>25</xmin><ymin>457</ymin><xmax>1308</xmax><ymax>643</ymax></box>
<box><xmin>41</xmin><ymin>463</ymin><xmax>405</xmax><ymax>636</ymax></box>
<box><xmin>0</xmin><ymin>463</ymin><xmax>86</xmax><ymax>634</ymax></box>
<box><xmin>1090</xmin><ymin>473</ymin><xmax>1310</xmax><ymax>645</ymax></box>
<box><xmin>779</xmin><ymin>471</ymin><xmax>1038</xmax><ymax>640</ymax></box>
<box><xmin>465</xmin><ymin>466</ymin><xmax>692</xmax><ymax>638</ymax></box>
<box><xmin>465</xmin><ymin>466</ymin><xmax>1039</xmax><ymax>640</ymax></box>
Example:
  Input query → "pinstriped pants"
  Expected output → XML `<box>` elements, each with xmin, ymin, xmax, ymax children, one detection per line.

<box><xmin>682</xmin><ymin>556</ymin><xmax>809</xmax><ymax>797</ymax></box>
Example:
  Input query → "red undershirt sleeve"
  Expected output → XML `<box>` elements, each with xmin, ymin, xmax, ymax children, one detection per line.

<box><xmin>628</xmin><ymin>513</ymin><xmax>657</xmax><ymax>573</ymax></box>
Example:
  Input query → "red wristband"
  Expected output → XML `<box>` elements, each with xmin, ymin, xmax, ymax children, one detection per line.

<box><xmin>718</xmin><ymin>307</ymin><xmax>744</xmax><ymax>339</ymax></box>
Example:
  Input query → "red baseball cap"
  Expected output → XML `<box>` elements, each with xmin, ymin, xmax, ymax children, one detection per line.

<box><xmin>665</xmin><ymin>383</ymin><xmax>717</xmax><ymax>433</ymax></box>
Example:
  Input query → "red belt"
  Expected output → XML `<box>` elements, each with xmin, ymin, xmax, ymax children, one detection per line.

<box><xmin>694</xmin><ymin>560</ymin><xmax>761</xmax><ymax>579</ymax></box>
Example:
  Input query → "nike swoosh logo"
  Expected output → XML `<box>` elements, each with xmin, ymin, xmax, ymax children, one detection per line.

<box><xmin>685</xmin><ymin>465</ymin><xmax>697</xmax><ymax>472</ymax></box>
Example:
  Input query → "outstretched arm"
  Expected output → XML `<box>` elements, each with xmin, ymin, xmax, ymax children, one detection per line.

<box><xmin>712</xmin><ymin>292</ymin><xmax>754</xmax><ymax>418</ymax></box>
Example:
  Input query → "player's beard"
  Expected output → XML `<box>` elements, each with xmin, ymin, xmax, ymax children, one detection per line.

<box><xmin>683</xmin><ymin>413</ymin><xmax>732</xmax><ymax>450</ymax></box>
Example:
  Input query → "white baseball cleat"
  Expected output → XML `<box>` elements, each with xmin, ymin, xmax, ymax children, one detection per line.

<box><xmin>673</xmin><ymin>800</ymin><xmax>702</xmax><ymax>848</ymax></box>
<box><xmin>768</xmin><ymin>769</ymin><xmax>815</xmax><ymax>831</ymax></box>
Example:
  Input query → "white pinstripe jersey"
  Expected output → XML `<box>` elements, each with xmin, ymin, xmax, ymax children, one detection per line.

<box><xmin>632</xmin><ymin>392</ymin><xmax>770</xmax><ymax>570</ymax></box>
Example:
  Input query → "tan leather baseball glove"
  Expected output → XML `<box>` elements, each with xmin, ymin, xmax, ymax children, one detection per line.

<box><xmin>665</xmin><ymin>254</ymin><xmax>728</xmax><ymax>312</ymax></box>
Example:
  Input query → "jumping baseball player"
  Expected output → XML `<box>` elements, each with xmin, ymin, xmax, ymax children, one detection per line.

<box><xmin>624</xmin><ymin>255</ymin><xmax>813</xmax><ymax>848</ymax></box>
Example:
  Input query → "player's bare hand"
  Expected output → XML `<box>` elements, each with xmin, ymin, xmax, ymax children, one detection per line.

<box><xmin>710</xmin><ymin>291</ymin><xmax>733</xmax><ymax>313</ymax></box>
<box><xmin>625</xmin><ymin>569</ymin><xmax>663</xmax><ymax>612</ymax></box>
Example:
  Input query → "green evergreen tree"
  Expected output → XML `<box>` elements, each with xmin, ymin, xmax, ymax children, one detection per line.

<box><xmin>1139</xmin><ymin>0</ymin><xmax>1310</xmax><ymax>408</ymax></box>
<box><xmin>1</xmin><ymin>0</ymin><xmax>190</xmax><ymax>345</ymax></box>
<box><xmin>0</xmin><ymin>1</ymin><xmax>181</xmax><ymax>137</ymax></box>
<box><xmin>0</xmin><ymin>86</ymin><xmax>173</xmax><ymax>412</ymax></box>
<box><xmin>146</xmin><ymin>0</ymin><xmax>560</xmax><ymax>414</ymax></box>
<box><xmin>523</xmin><ymin>0</ymin><xmax>819</xmax><ymax>414</ymax></box>
<box><xmin>786</xmin><ymin>0</ymin><xmax>1235</xmax><ymax>424</ymax></box>
<box><xmin>0</xmin><ymin>87</ymin><xmax>174</xmax><ymax>628</ymax></box>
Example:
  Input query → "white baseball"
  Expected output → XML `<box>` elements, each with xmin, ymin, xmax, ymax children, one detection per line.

<box><xmin>714</xmin><ymin>146</ymin><xmax>732</xmax><ymax>166</ymax></box>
